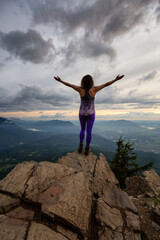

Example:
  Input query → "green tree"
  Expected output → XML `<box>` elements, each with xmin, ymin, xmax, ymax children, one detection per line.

<box><xmin>110</xmin><ymin>137</ymin><xmax>153</xmax><ymax>188</ymax></box>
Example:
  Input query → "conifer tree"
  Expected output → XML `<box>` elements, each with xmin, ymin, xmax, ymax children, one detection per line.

<box><xmin>110</xmin><ymin>137</ymin><xmax>153</xmax><ymax>188</ymax></box>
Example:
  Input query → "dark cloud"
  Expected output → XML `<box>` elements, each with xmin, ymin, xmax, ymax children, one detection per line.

<box><xmin>0</xmin><ymin>62</ymin><xmax>5</xmax><ymax>68</ymax></box>
<box><xmin>102</xmin><ymin>7</ymin><xmax>143</xmax><ymax>40</ymax></box>
<box><xmin>60</xmin><ymin>40</ymin><xmax>116</xmax><ymax>65</ymax></box>
<box><xmin>0</xmin><ymin>85</ymin><xmax>73</xmax><ymax>111</ymax></box>
<box><xmin>155</xmin><ymin>1</ymin><xmax>160</xmax><ymax>22</ymax></box>
<box><xmin>23</xmin><ymin>0</ymin><xmax>154</xmax><ymax>65</ymax></box>
<box><xmin>0</xmin><ymin>0</ymin><xmax>155</xmax><ymax>65</ymax></box>
<box><xmin>95</xmin><ymin>86</ymin><xmax>159</xmax><ymax>109</ymax></box>
<box><xmin>0</xmin><ymin>29</ymin><xmax>54</xmax><ymax>64</ymax></box>
<box><xmin>139</xmin><ymin>71</ymin><xmax>157</xmax><ymax>82</ymax></box>
<box><xmin>0</xmin><ymin>83</ymin><xmax>159</xmax><ymax>112</ymax></box>
<box><xmin>27</xmin><ymin>0</ymin><xmax>152</xmax><ymax>40</ymax></box>
<box><xmin>127</xmin><ymin>89</ymin><xmax>138</xmax><ymax>96</ymax></box>
<box><xmin>60</xmin><ymin>41</ymin><xmax>79</xmax><ymax>66</ymax></box>
<box><xmin>0</xmin><ymin>87</ymin><xmax>9</xmax><ymax>99</ymax></box>
<box><xmin>82</xmin><ymin>41</ymin><xmax>116</xmax><ymax>59</ymax></box>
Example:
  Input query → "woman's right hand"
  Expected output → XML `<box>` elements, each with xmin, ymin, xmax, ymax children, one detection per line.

<box><xmin>54</xmin><ymin>76</ymin><xmax>62</xmax><ymax>82</ymax></box>
<box><xmin>115</xmin><ymin>74</ymin><xmax>124</xmax><ymax>81</ymax></box>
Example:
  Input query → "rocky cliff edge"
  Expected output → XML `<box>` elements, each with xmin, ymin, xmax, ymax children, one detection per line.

<box><xmin>0</xmin><ymin>151</ymin><xmax>144</xmax><ymax>240</ymax></box>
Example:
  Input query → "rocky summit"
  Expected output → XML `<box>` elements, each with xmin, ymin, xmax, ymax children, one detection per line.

<box><xmin>0</xmin><ymin>151</ymin><xmax>158</xmax><ymax>240</ymax></box>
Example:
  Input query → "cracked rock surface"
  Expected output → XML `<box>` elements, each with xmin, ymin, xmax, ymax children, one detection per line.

<box><xmin>126</xmin><ymin>169</ymin><xmax>160</xmax><ymax>240</ymax></box>
<box><xmin>0</xmin><ymin>151</ymin><xmax>141</xmax><ymax>240</ymax></box>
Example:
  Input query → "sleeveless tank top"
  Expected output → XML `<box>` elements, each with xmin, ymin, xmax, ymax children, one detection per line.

<box><xmin>79</xmin><ymin>88</ymin><xmax>95</xmax><ymax>116</ymax></box>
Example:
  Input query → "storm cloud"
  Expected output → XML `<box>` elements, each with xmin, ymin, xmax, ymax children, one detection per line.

<box><xmin>60</xmin><ymin>40</ymin><xmax>116</xmax><ymax>65</ymax></box>
<box><xmin>0</xmin><ymin>0</ymin><xmax>160</xmax><ymax>118</ymax></box>
<box><xmin>1</xmin><ymin>82</ymin><xmax>158</xmax><ymax>112</ymax></box>
<box><xmin>22</xmin><ymin>0</ymin><xmax>155</xmax><ymax>65</ymax></box>
<box><xmin>94</xmin><ymin>85</ymin><xmax>159</xmax><ymax>109</ymax></box>
<box><xmin>27</xmin><ymin>0</ymin><xmax>153</xmax><ymax>40</ymax></box>
<box><xmin>139</xmin><ymin>71</ymin><xmax>158</xmax><ymax>82</ymax></box>
<box><xmin>155</xmin><ymin>2</ymin><xmax>160</xmax><ymax>22</ymax></box>
<box><xmin>0</xmin><ymin>85</ymin><xmax>72</xmax><ymax>111</ymax></box>
<box><xmin>0</xmin><ymin>0</ymin><xmax>156</xmax><ymax>65</ymax></box>
<box><xmin>0</xmin><ymin>29</ymin><xmax>54</xmax><ymax>63</ymax></box>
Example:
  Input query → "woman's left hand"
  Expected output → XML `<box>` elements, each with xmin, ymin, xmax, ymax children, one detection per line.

<box><xmin>54</xmin><ymin>76</ymin><xmax>62</xmax><ymax>82</ymax></box>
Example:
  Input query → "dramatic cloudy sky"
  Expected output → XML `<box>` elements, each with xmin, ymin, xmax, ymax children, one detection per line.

<box><xmin>0</xmin><ymin>0</ymin><xmax>160</xmax><ymax>120</ymax></box>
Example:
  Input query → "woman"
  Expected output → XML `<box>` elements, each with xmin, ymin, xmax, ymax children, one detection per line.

<box><xmin>54</xmin><ymin>74</ymin><xmax>124</xmax><ymax>155</ymax></box>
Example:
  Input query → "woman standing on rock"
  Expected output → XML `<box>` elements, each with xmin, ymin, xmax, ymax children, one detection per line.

<box><xmin>54</xmin><ymin>74</ymin><xmax>124</xmax><ymax>155</ymax></box>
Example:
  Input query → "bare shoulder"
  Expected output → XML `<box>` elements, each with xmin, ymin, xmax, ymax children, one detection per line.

<box><xmin>79</xmin><ymin>87</ymin><xmax>85</xmax><ymax>97</ymax></box>
<box><xmin>89</xmin><ymin>87</ymin><xmax>96</xmax><ymax>97</ymax></box>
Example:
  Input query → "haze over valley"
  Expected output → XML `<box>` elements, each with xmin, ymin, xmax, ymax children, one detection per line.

<box><xmin>0</xmin><ymin>117</ymin><xmax>160</xmax><ymax>180</ymax></box>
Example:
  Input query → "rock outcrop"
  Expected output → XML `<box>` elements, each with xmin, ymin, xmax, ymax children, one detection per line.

<box><xmin>0</xmin><ymin>151</ymin><xmax>141</xmax><ymax>240</ymax></box>
<box><xmin>126</xmin><ymin>169</ymin><xmax>160</xmax><ymax>240</ymax></box>
<box><xmin>126</xmin><ymin>169</ymin><xmax>160</xmax><ymax>198</ymax></box>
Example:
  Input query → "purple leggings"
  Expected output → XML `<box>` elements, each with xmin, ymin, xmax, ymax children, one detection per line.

<box><xmin>79</xmin><ymin>113</ymin><xmax>95</xmax><ymax>147</ymax></box>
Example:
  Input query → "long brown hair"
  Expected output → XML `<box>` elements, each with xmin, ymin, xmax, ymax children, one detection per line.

<box><xmin>81</xmin><ymin>75</ymin><xmax>94</xmax><ymax>89</ymax></box>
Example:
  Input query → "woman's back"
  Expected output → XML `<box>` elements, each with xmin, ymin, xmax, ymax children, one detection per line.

<box><xmin>79</xmin><ymin>88</ymin><xmax>95</xmax><ymax>116</ymax></box>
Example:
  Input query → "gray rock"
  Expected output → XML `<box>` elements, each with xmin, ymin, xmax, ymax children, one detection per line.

<box><xmin>57</xmin><ymin>225</ymin><xmax>79</xmax><ymax>240</ymax></box>
<box><xmin>0</xmin><ymin>151</ymin><xmax>142</xmax><ymax>240</ymax></box>
<box><xmin>93</xmin><ymin>153</ymin><xmax>119</xmax><ymax>196</ymax></box>
<box><xmin>57</xmin><ymin>150</ymin><xmax>97</xmax><ymax>175</ymax></box>
<box><xmin>98</xmin><ymin>227</ymin><xmax>123</xmax><ymax>240</ymax></box>
<box><xmin>142</xmin><ymin>169</ymin><xmax>160</xmax><ymax>197</ymax></box>
<box><xmin>24</xmin><ymin>162</ymin><xmax>92</xmax><ymax>236</ymax></box>
<box><xmin>125</xmin><ymin>210</ymin><xmax>140</xmax><ymax>231</ymax></box>
<box><xmin>102</xmin><ymin>184</ymin><xmax>137</xmax><ymax>213</ymax></box>
<box><xmin>126</xmin><ymin>169</ymin><xmax>160</xmax><ymax>199</ymax></box>
<box><xmin>6</xmin><ymin>206</ymin><xmax>34</xmax><ymax>221</ymax></box>
<box><xmin>0</xmin><ymin>161</ymin><xmax>37</xmax><ymax>198</ymax></box>
<box><xmin>96</xmin><ymin>198</ymin><xmax>123</xmax><ymax>231</ymax></box>
<box><xmin>27</xmin><ymin>221</ymin><xmax>68</xmax><ymax>240</ymax></box>
<box><xmin>0</xmin><ymin>193</ymin><xmax>20</xmax><ymax>214</ymax></box>
<box><xmin>0</xmin><ymin>214</ymin><xmax>28</xmax><ymax>240</ymax></box>
<box><xmin>152</xmin><ymin>221</ymin><xmax>160</xmax><ymax>231</ymax></box>
<box><xmin>124</xmin><ymin>230</ymin><xmax>141</xmax><ymax>240</ymax></box>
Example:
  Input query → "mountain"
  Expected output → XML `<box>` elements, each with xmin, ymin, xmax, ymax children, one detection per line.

<box><xmin>0</xmin><ymin>117</ymin><xmax>79</xmax><ymax>151</ymax></box>
<box><xmin>0</xmin><ymin>117</ymin><xmax>50</xmax><ymax>150</ymax></box>
<box><xmin>0</xmin><ymin>151</ymin><xmax>142</xmax><ymax>240</ymax></box>
<box><xmin>11</xmin><ymin>118</ymin><xmax>74</xmax><ymax>127</ymax></box>
<box><xmin>95</xmin><ymin>119</ymin><xmax>139</xmax><ymax>128</ymax></box>
<box><xmin>0</xmin><ymin>117</ymin><xmax>15</xmax><ymax>125</ymax></box>
<box><xmin>10</xmin><ymin>118</ymin><xmax>77</xmax><ymax>134</ymax></box>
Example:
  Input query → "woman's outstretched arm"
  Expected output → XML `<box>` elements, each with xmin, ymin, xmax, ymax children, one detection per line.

<box><xmin>94</xmin><ymin>74</ymin><xmax>124</xmax><ymax>93</ymax></box>
<box><xmin>54</xmin><ymin>76</ymin><xmax>82</xmax><ymax>92</ymax></box>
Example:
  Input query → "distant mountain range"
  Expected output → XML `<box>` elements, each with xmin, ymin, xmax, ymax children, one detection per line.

<box><xmin>95</xmin><ymin>119</ymin><xmax>139</xmax><ymax>128</ymax></box>
<box><xmin>0</xmin><ymin>117</ymin><xmax>80</xmax><ymax>150</ymax></box>
<box><xmin>0</xmin><ymin>117</ymin><xmax>160</xmax><ymax>180</ymax></box>
<box><xmin>0</xmin><ymin>117</ymin><xmax>52</xmax><ymax>150</ymax></box>
<box><xmin>0</xmin><ymin>117</ymin><xmax>15</xmax><ymax>125</ymax></box>
<box><xmin>10</xmin><ymin>117</ymin><xmax>78</xmax><ymax>134</ymax></box>
<box><xmin>11</xmin><ymin>118</ymin><xmax>74</xmax><ymax>127</ymax></box>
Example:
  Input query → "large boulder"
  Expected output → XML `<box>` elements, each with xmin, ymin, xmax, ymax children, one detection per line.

<box><xmin>126</xmin><ymin>169</ymin><xmax>160</xmax><ymax>198</ymax></box>
<box><xmin>126</xmin><ymin>169</ymin><xmax>160</xmax><ymax>240</ymax></box>
<box><xmin>0</xmin><ymin>150</ymin><xmax>141</xmax><ymax>240</ymax></box>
